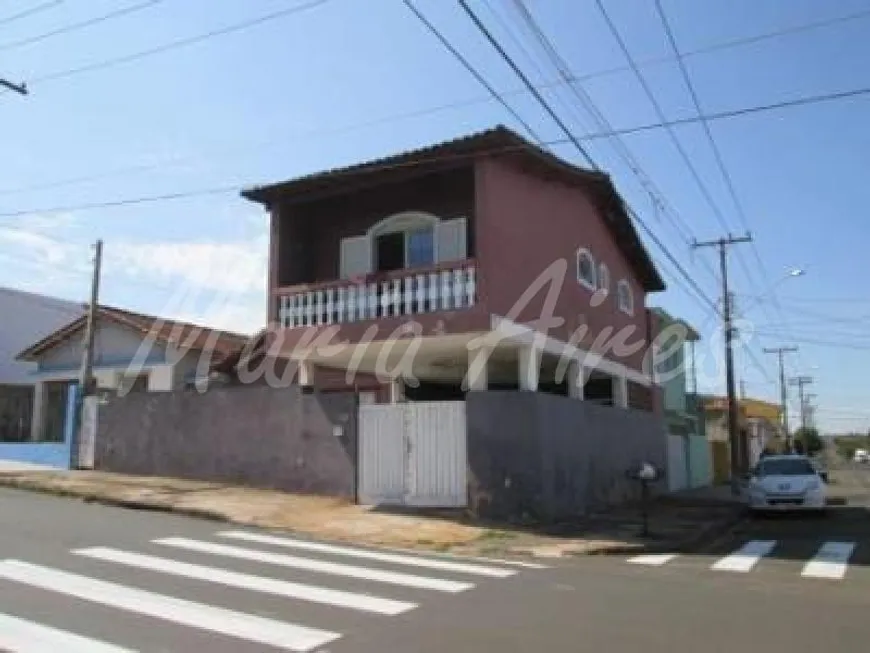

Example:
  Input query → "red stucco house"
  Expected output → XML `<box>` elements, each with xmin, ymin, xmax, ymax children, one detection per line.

<box><xmin>229</xmin><ymin>125</ymin><xmax>665</xmax><ymax>404</ymax></box>
<box><xmin>216</xmin><ymin>126</ymin><xmax>669</xmax><ymax>517</ymax></box>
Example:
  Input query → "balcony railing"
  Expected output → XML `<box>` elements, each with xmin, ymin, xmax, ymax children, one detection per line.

<box><xmin>276</xmin><ymin>261</ymin><xmax>477</xmax><ymax>328</ymax></box>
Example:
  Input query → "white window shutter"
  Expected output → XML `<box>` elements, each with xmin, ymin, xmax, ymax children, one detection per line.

<box><xmin>435</xmin><ymin>217</ymin><xmax>467</xmax><ymax>263</ymax></box>
<box><xmin>340</xmin><ymin>235</ymin><xmax>371</xmax><ymax>279</ymax></box>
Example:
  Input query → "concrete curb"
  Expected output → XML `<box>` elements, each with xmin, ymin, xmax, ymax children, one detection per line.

<box><xmin>580</xmin><ymin>510</ymin><xmax>748</xmax><ymax>557</ymax></box>
<box><xmin>0</xmin><ymin>477</ymin><xmax>231</xmax><ymax>524</ymax></box>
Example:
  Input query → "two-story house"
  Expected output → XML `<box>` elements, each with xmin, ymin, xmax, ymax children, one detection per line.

<box><xmin>222</xmin><ymin>126</ymin><xmax>669</xmax><ymax>517</ymax></box>
<box><xmin>237</xmin><ymin>126</ymin><xmax>665</xmax><ymax>401</ymax></box>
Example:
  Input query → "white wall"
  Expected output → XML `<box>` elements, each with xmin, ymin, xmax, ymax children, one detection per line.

<box><xmin>0</xmin><ymin>287</ymin><xmax>82</xmax><ymax>385</ymax></box>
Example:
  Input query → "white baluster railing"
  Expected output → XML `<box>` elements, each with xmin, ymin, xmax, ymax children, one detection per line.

<box><xmin>276</xmin><ymin>263</ymin><xmax>477</xmax><ymax>328</ymax></box>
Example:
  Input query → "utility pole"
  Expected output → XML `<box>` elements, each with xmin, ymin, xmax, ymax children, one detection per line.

<box><xmin>72</xmin><ymin>240</ymin><xmax>103</xmax><ymax>469</ymax></box>
<box><xmin>0</xmin><ymin>78</ymin><xmax>27</xmax><ymax>95</ymax></box>
<box><xmin>790</xmin><ymin>375</ymin><xmax>813</xmax><ymax>433</ymax></box>
<box><xmin>763</xmin><ymin>346</ymin><xmax>799</xmax><ymax>452</ymax></box>
<box><xmin>692</xmin><ymin>233</ymin><xmax>753</xmax><ymax>493</ymax></box>
<box><xmin>804</xmin><ymin>393</ymin><xmax>817</xmax><ymax>430</ymax></box>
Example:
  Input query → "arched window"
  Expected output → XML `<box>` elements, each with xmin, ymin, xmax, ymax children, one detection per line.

<box><xmin>576</xmin><ymin>248</ymin><xmax>596</xmax><ymax>290</ymax></box>
<box><xmin>368</xmin><ymin>211</ymin><xmax>439</xmax><ymax>272</ymax></box>
<box><xmin>598</xmin><ymin>262</ymin><xmax>610</xmax><ymax>294</ymax></box>
<box><xmin>617</xmin><ymin>279</ymin><xmax>634</xmax><ymax>315</ymax></box>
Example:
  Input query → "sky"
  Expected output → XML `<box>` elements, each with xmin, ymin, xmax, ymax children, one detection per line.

<box><xmin>1</xmin><ymin>0</ymin><xmax>868</xmax><ymax>432</ymax></box>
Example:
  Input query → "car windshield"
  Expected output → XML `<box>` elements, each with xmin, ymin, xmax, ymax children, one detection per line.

<box><xmin>757</xmin><ymin>459</ymin><xmax>816</xmax><ymax>476</ymax></box>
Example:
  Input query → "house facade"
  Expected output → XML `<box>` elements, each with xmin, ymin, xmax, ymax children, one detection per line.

<box><xmin>15</xmin><ymin>305</ymin><xmax>249</xmax><ymax>468</ymax></box>
<box><xmin>238</xmin><ymin>126</ymin><xmax>665</xmax><ymax>406</ymax></box>
<box><xmin>0</xmin><ymin>287</ymin><xmax>83</xmax><ymax>467</ymax></box>
<box><xmin>650</xmin><ymin>308</ymin><xmax>711</xmax><ymax>491</ymax></box>
<box><xmin>703</xmin><ymin>395</ymin><xmax>784</xmax><ymax>482</ymax></box>
<box><xmin>206</xmin><ymin>126</ymin><xmax>670</xmax><ymax>518</ymax></box>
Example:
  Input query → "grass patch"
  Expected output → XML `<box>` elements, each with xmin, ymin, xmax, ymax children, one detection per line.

<box><xmin>479</xmin><ymin>529</ymin><xmax>517</xmax><ymax>541</ymax></box>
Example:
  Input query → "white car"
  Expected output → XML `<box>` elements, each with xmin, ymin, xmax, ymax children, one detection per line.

<box><xmin>745</xmin><ymin>454</ymin><xmax>827</xmax><ymax>514</ymax></box>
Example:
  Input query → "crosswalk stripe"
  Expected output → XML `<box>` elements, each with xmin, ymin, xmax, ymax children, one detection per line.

<box><xmin>155</xmin><ymin>538</ymin><xmax>474</xmax><ymax>593</ymax></box>
<box><xmin>0</xmin><ymin>611</ymin><xmax>134</xmax><ymax>653</ymax></box>
<box><xmin>0</xmin><ymin>560</ymin><xmax>340</xmax><ymax>652</ymax></box>
<box><xmin>627</xmin><ymin>553</ymin><xmax>678</xmax><ymax>566</ymax></box>
<box><xmin>801</xmin><ymin>541</ymin><xmax>856</xmax><ymax>580</ymax></box>
<box><xmin>74</xmin><ymin>547</ymin><xmax>416</xmax><ymax>615</ymax></box>
<box><xmin>711</xmin><ymin>540</ymin><xmax>777</xmax><ymax>573</ymax></box>
<box><xmin>219</xmin><ymin>531</ymin><xmax>517</xmax><ymax>578</ymax></box>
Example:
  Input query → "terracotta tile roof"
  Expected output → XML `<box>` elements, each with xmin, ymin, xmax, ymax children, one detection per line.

<box><xmin>241</xmin><ymin>124</ymin><xmax>665</xmax><ymax>292</ymax></box>
<box><xmin>15</xmin><ymin>303</ymin><xmax>251</xmax><ymax>362</ymax></box>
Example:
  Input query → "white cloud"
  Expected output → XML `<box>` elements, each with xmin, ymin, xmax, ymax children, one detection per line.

<box><xmin>0</xmin><ymin>213</ymin><xmax>269</xmax><ymax>334</ymax></box>
<box><xmin>108</xmin><ymin>238</ymin><xmax>268</xmax><ymax>295</ymax></box>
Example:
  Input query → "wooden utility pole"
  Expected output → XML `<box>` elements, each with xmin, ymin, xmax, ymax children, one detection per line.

<box><xmin>763</xmin><ymin>346</ymin><xmax>799</xmax><ymax>452</ymax></box>
<box><xmin>692</xmin><ymin>233</ymin><xmax>753</xmax><ymax>493</ymax></box>
<box><xmin>72</xmin><ymin>240</ymin><xmax>103</xmax><ymax>469</ymax></box>
<box><xmin>790</xmin><ymin>375</ymin><xmax>814</xmax><ymax>433</ymax></box>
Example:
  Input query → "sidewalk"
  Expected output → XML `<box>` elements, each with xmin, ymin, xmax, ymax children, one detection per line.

<box><xmin>0</xmin><ymin>470</ymin><xmax>746</xmax><ymax>558</ymax></box>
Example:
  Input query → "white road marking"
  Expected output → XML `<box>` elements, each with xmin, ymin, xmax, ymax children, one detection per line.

<box><xmin>219</xmin><ymin>531</ymin><xmax>517</xmax><ymax>577</ymax></box>
<box><xmin>627</xmin><ymin>553</ymin><xmax>678</xmax><ymax>566</ymax></box>
<box><xmin>801</xmin><ymin>541</ymin><xmax>856</xmax><ymax>580</ymax></box>
<box><xmin>155</xmin><ymin>538</ymin><xmax>474</xmax><ymax>593</ymax></box>
<box><xmin>0</xmin><ymin>611</ymin><xmax>134</xmax><ymax>653</ymax></box>
<box><xmin>74</xmin><ymin>547</ymin><xmax>416</xmax><ymax>615</ymax></box>
<box><xmin>0</xmin><ymin>560</ymin><xmax>340</xmax><ymax>652</ymax></box>
<box><xmin>711</xmin><ymin>540</ymin><xmax>777</xmax><ymax>573</ymax></box>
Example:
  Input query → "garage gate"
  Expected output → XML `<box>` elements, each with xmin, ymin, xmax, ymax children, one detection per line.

<box><xmin>357</xmin><ymin>401</ymin><xmax>467</xmax><ymax>508</ymax></box>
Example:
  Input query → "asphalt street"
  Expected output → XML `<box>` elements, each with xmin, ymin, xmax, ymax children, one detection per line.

<box><xmin>0</xmin><ymin>465</ymin><xmax>868</xmax><ymax>652</ymax></box>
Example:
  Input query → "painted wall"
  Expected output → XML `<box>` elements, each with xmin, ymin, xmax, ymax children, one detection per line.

<box><xmin>96</xmin><ymin>386</ymin><xmax>358</xmax><ymax>497</ymax></box>
<box><xmin>687</xmin><ymin>434</ymin><xmax>713</xmax><ymax>488</ymax></box>
<box><xmin>475</xmin><ymin>158</ymin><xmax>653</xmax><ymax>373</ymax></box>
<box><xmin>0</xmin><ymin>381</ymin><xmax>74</xmax><ymax>468</ymax></box>
<box><xmin>37</xmin><ymin>321</ymin><xmax>167</xmax><ymax>373</ymax></box>
<box><xmin>466</xmin><ymin>391</ymin><xmax>667</xmax><ymax>521</ymax></box>
<box><xmin>0</xmin><ymin>287</ymin><xmax>82</xmax><ymax>385</ymax></box>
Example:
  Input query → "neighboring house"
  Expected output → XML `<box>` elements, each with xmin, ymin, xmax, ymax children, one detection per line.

<box><xmin>203</xmin><ymin>125</ymin><xmax>669</xmax><ymax>519</ymax></box>
<box><xmin>14</xmin><ymin>304</ymin><xmax>249</xmax><ymax>468</ymax></box>
<box><xmin>0</xmin><ymin>286</ymin><xmax>83</xmax><ymax>466</ymax></box>
<box><xmin>650</xmin><ymin>308</ymin><xmax>712</xmax><ymax>491</ymax></box>
<box><xmin>702</xmin><ymin>395</ymin><xmax>784</xmax><ymax>482</ymax></box>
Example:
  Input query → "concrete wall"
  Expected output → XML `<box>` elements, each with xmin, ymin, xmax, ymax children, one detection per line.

<box><xmin>96</xmin><ymin>386</ymin><xmax>358</xmax><ymax>497</ymax></box>
<box><xmin>466</xmin><ymin>391</ymin><xmax>667</xmax><ymax>521</ymax></box>
<box><xmin>687</xmin><ymin>434</ymin><xmax>713</xmax><ymax>488</ymax></box>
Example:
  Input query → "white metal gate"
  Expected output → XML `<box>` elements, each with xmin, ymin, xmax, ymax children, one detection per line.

<box><xmin>358</xmin><ymin>401</ymin><xmax>467</xmax><ymax>507</ymax></box>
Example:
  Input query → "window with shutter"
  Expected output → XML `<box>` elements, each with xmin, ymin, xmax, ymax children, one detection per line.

<box><xmin>339</xmin><ymin>235</ymin><xmax>372</xmax><ymax>279</ymax></box>
<box><xmin>435</xmin><ymin>217</ymin><xmax>467</xmax><ymax>263</ymax></box>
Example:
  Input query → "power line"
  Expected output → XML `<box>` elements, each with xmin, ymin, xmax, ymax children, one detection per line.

<box><xmin>0</xmin><ymin>1</ymin><xmax>63</xmax><ymax>29</ymax></box>
<box><xmin>3</xmin><ymin>70</ymin><xmax>868</xmax><ymax>217</ymax></box>
<box><xmin>402</xmin><ymin>0</ymin><xmax>543</xmax><ymax>142</ymax></box>
<box><xmin>1</xmin><ymin>0</ymin><xmax>330</xmax><ymax>90</ymax></box>
<box><xmin>0</xmin><ymin>0</ymin><xmax>163</xmax><ymax>53</ymax></box>
<box><xmin>508</xmin><ymin>0</ymin><xmax>711</xmax><ymax>271</ymax></box>
<box><xmin>451</xmin><ymin>0</ymin><xmax>719</xmax><ymax>317</ymax></box>
<box><xmin>654</xmin><ymin>0</ymin><xmax>806</xmax><ymax>377</ymax></box>
<box><xmin>3</xmin><ymin>73</ymin><xmax>868</xmax><ymax>198</ymax></box>
<box><xmin>570</xmin><ymin>6</ymin><xmax>870</xmax><ymax>91</ymax></box>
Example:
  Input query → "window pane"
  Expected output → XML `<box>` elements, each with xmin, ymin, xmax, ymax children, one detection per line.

<box><xmin>407</xmin><ymin>229</ymin><xmax>434</xmax><ymax>267</ymax></box>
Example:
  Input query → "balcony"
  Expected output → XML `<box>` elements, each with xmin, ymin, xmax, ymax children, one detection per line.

<box><xmin>275</xmin><ymin>260</ymin><xmax>477</xmax><ymax>328</ymax></box>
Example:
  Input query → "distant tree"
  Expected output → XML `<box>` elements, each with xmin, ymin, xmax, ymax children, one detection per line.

<box><xmin>794</xmin><ymin>427</ymin><xmax>823</xmax><ymax>456</ymax></box>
